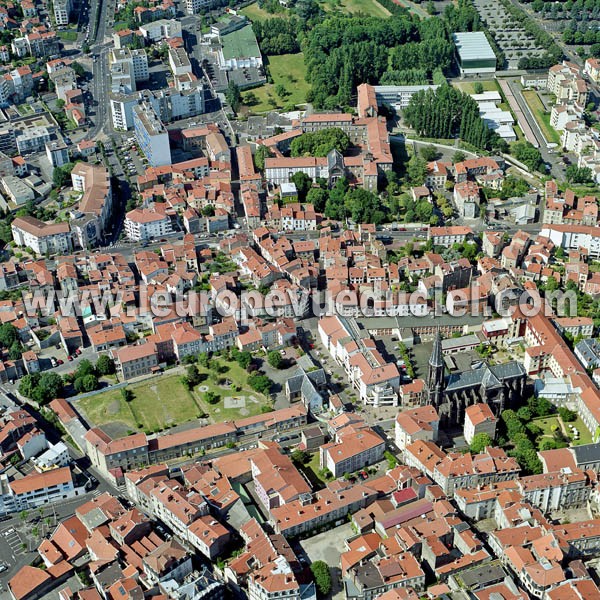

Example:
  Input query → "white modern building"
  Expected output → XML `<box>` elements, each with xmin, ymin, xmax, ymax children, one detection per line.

<box><xmin>140</xmin><ymin>19</ymin><xmax>182</xmax><ymax>42</ymax></box>
<box><xmin>32</xmin><ymin>442</ymin><xmax>70</xmax><ymax>472</ymax></box>
<box><xmin>45</xmin><ymin>140</ymin><xmax>70</xmax><ymax>168</ymax></box>
<box><xmin>124</xmin><ymin>208</ymin><xmax>173</xmax><ymax>241</ymax></box>
<box><xmin>133</xmin><ymin>101</ymin><xmax>172</xmax><ymax>167</ymax></box>
<box><xmin>0</xmin><ymin>467</ymin><xmax>83</xmax><ymax>515</ymax></box>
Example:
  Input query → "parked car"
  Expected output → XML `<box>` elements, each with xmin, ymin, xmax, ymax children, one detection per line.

<box><xmin>57</xmin><ymin>359</ymin><xmax>64</xmax><ymax>365</ymax></box>
<box><xmin>67</xmin><ymin>355</ymin><xmax>73</xmax><ymax>361</ymax></box>
<box><xmin>75</xmin><ymin>348</ymin><xmax>81</xmax><ymax>355</ymax></box>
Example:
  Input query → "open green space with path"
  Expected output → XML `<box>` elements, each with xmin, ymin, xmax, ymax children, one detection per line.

<box><xmin>320</xmin><ymin>0</ymin><xmax>391</xmax><ymax>17</ymax></box>
<box><xmin>240</xmin><ymin>2</ymin><xmax>289</xmax><ymax>21</ymax></box>
<box><xmin>242</xmin><ymin>53</ymin><xmax>309</xmax><ymax>113</ymax></box>
<box><xmin>76</xmin><ymin>375</ymin><xmax>201</xmax><ymax>435</ymax></box>
<box><xmin>454</xmin><ymin>80</ymin><xmax>500</xmax><ymax>95</ymax></box>
<box><xmin>76</xmin><ymin>358</ymin><xmax>272</xmax><ymax>434</ymax></box>
<box><xmin>532</xmin><ymin>415</ymin><xmax>592</xmax><ymax>447</ymax></box>
<box><xmin>191</xmin><ymin>358</ymin><xmax>271</xmax><ymax>422</ymax></box>
<box><xmin>522</xmin><ymin>90</ymin><xmax>561</xmax><ymax>145</ymax></box>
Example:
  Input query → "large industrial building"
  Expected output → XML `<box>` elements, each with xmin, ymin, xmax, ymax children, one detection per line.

<box><xmin>453</xmin><ymin>32</ymin><xmax>497</xmax><ymax>77</ymax></box>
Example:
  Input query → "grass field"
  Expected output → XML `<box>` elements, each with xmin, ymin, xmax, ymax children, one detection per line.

<box><xmin>242</xmin><ymin>53</ymin><xmax>309</xmax><ymax>113</ymax></box>
<box><xmin>321</xmin><ymin>0</ymin><xmax>391</xmax><ymax>17</ymax></box>
<box><xmin>240</xmin><ymin>2</ymin><xmax>289</xmax><ymax>21</ymax></box>
<box><xmin>76</xmin><ymin>375</ymin><xmax>201</xmax><ymax>434</ymax></box>
<box><xmin>522</xmin><ymin>90</ymin><xmax>561</xmax><ymax>145</ymax></box>
<box><xmin>113</xmin><ymin>22</ymin><xmax>129</xmax><ymax>31</ymax></box>
<box><xmin>58</xmin><ymin>30</ymin><xmax>78</xmax><ymax>42</ymax></box>
<box><xmin>454</xmin><ymin>80</ymin><xmax>499</xmax><ymax>95</ymax></box>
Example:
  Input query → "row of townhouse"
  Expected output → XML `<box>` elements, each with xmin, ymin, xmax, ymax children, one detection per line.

<box><xmin>403</xmin><ymin>440</ymin><xmax>520</xmax><ymax>495</ymax></box>
<box><xmin>84</xmin><ymin>405</ymin><xmax>308</xmax><ymax>476</ymax></box>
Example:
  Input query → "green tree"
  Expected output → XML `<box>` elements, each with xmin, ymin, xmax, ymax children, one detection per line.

<box><xmin>74</xmin><ymin>374</ymin><xmax>98</xmax><ymax>393</ymax></box>
<box><xmin>33</xmin><ymin>372</ymin><xmax>64</xmax><ymax>404</ymax></box>
<box><xmin>291</xmin><ymin>449</ymin><xmax>309</xmax><ymax>464</ymax></box>
<box><xmin>121</xmin><ymin>388</ymin><xmax>133</xmax><ymax>402</ymax></box>
<box><xmin>75</xmin><ymin>359</ymin><xmax>96</xmax><ymax>379</ymax></box>
<box><xmin>558</xmin><ymin>407</ymin><xmax>577</xmax><ymax>422</ymax></box>
<box><xmin>267</xmin><ymin>350</ymin><xmax>283</xmax><ymax>369</ymax></box>
<box><xmin>198</xmin><ymin>353</ymin><xmax>210</xmax><ymax>368</ymax></box>
<box><xmin>566</xmin><ymin>165</ymin><xmax>593</xmax><ymax>184</ymax></box>
<box><xmin>306</xmin><ymin>187</ymin><xmax>328</xmax><ymax>212</ymax></box>
<box><xmin>55</xmin><ymin>99</ymin><xmax>65</xmax><ymax>109</ymax></box>
<box><xmin>248</xmin><ymin>373</ymin><xmax>273</xmax><ymax>394</ymax></box>
<box><xmin>0</xmin><ymin>323</ymin><xmax>18</xmax><ymax>348</ymax></box>
<box><xmin>71</xmin><ymin>62</ymin><xmax>85</xmax><ymax>78</ymax></box>
<box><xmin>236</xmin><ymin>351</ymin><xmax>253</xmax><ymax>370</ymax></box>
<box><xmin>452</xmin><ymin>150</ymin><xmax>466</xmax><ymax>163</ymax></box>
<box><xmin>512</xmin><ymin>142</ymin><xmax>544</xmax><ymax>172</ymax></box>
<box><xmin>96</xmin><ymin>355</ymin><xmax>115</xmax><ymax>376</ymax></box>
<box><xmin>469</xmin><ymin>432</ymin><xmax>492</xmax><ymax>454</ymax></box>
<box><xmin>225</xmin><ymin>81</ymin><xmax>242</xmax><ymax>112</ymax></box>
<box><xmin>204</xmin><ymin>391</ymin><xmax>220</xmax><ymax>404</ymax></box>
<box><xmin>254</xmin><ymin>145</ymin><xmax>273</xmax><ymax>171</ymax></box>
<box><xmin>52</xmin><ymin>163</ymin><xmax>74</xmax><ymax>187</ymax></box>
<box><xmin>473</xmin><ymin>82</ymin><xmax>484</xmax><ymax>94</ymax></box>
<box><xmin>291</xmin><ymin>171</ymin><xmax>313</xmax><ymax>202</ymax></box>
<box><xmin>407</xmin><ymin>154</ymin><xmax>427</xmax><ymax>185</ymax></box>
<box><xmin>290</xmin><ymin>128</ymin><xmax>350</xmax><ymax>158</ymax></box>
<box><xmin>310</xmin><ymin>561</ymin><xmax>332</xmax><ymax>596</ymax></box>
<box><xmin>420</xmin><ymin>144</ymin><xmax>438</xmax><ymax>162</ymax></box>
<box><xmin>536</xmin><ymin>397</ymin><xmax>553</xmax><ymax>417</ymax></box>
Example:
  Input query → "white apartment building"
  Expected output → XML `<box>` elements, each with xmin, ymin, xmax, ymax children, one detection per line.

<box><xmin>186</xmin><ymin>0</ymin><xmax>212</xmax><ymax>15</ymax></box>
<box><xmin>109</xmin><ymin>48</ymin><xmax>149</xmax><ymax>83</ymax></box>
<box><xmin>53</xmin><ymin>0</ymin><xmax>72</xmax><ymax>26</ymax></box>
<box><xmin>168</xmin><ymin>47</ymin><xmax>192</xmax><ymax>77</ymax></box>
<box><xmin>133</xmin><ymin>102</ymin><xmax>172</xmax><ymax>167</ymax></box>
<box><xmin>45</xmin><ymin>140</ymin><xmax>70</xmax><ymax>167</ymax></box>
<box><xmin>125</xmin><ymin>208</ymin><xmax>173</xmax><ymax>241</ymax></box>
<box><xmin>140</xmin><ymin>19</ymin><xmax>182</xmax><ymax>42</ymax></box>
<box><xmin>12</xmin><ymin>216</ymin><xmax>72</xmax><ymax>255</ymax></box>
<box><xmin>0</xmin><ymin>467</ymin><xmax>82</xmax><ymax>515</ymax></box>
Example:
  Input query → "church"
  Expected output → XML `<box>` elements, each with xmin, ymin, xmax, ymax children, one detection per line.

<box><xmin>427</xmin><ymin>332</ymin><xmax>527</xmax><ymax>427</ymax></box>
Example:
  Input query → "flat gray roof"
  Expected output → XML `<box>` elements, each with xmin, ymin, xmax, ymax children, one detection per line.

<box><xmin>453</xmin><ymin>32</ymin><xmax>496</xmax><ymax>62</ymax></box>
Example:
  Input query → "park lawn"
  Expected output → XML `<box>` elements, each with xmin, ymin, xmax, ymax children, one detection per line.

<box><xmin>522</xmin><ymin>90</ymin><xmax>561</xmax><ymax>145</ymax></box>
<box><xmin>58</xmin><ymin>30</ymin><xmax>78</xmax><ymax>42</ymax></box>
<box><xmin>567</xmin><ymin>416</ymin><xmax>593</xmax><ymax>446</ymax></box>
<box><xmin>192</xmin><ymin>359</ymin><xmax>271</xmax><ymax>422</ymax></box>
<box><xmin>454</xmin><ymin>80</ymin><xmax>499</xmax><ymax>95</ymax></box>
<box><xmin>533</xmin><ymin>416</ymin><xmax>561</xmax><ymax>437</ymax></box>
<box><xmin>242</xmin><ymin>53</ymin><xmax>309</xmax><ymax>113</ymax></box>
<box><xmin>76</xmin><ymin>375</ymin><xmax>202</xmax><ymax>433</ymax></box>
<box><xmin>240</xmin><ymin>2</ymin><xmax>289</xmax><ymax>21</ymax></box>
<box><xmin>113</xmin><ymin>21</ymin><xmax>129</xmax><ymax>31</ymax></box>
<box><xmin>321</xmin><ymin>0</ymin><xmax>391</xmax><ymax>17</ymax></box>
<box><xmin>532</xmin><ymin>415</ymin><xmax>593</xmax><ymax>447</ymax></box>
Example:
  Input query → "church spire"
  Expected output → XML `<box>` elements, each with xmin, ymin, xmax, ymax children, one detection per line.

<box><xmin>427</xmin><ymin>328</ymin><xmax>444</xmax><ymax>408</ymax></box>
<box><xmin>430</xmin><ymin>329</ymin><xmax>443</xmax><ymax>369</ymax></box>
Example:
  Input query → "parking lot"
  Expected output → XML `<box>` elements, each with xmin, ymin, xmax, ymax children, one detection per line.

<box><xmin>299</xmin><ymin>522</ymin><xmax>354</xmax><ymax>599</ymax></box>
<box><xmin>2</xmin><ymin>527</ymin><xmax>26</xmax><ymax>558</ymax></box>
